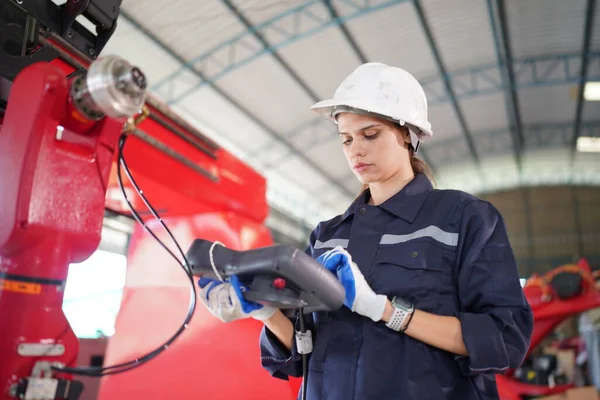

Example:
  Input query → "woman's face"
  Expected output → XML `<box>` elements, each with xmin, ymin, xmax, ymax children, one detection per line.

<box><xmin>337</xmin><ymin>112</ymin><xmax>412</xmax><ymax>184</ymax></box>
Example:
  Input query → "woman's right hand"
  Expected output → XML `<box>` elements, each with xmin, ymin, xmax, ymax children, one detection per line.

<box><xmin>198</xmin><ymin>275</ymin><xmax>277</xmax><ymax>323</ymax></box>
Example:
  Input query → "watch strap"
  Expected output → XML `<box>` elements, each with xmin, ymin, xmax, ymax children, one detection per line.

<box><xmin>400</xmin><ymin>309</ymin><xmax>414</xmax><ymax>332</ymax></box>
<box><xmin>385</xmin><ymin>305</ymin><xmax>410</xmax><ymax>332</ymax></box>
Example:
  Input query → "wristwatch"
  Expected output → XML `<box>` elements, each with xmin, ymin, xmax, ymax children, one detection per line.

<box><xmin>385</xmin><ymin>296</ymin><xmax>414</xmax><ymax>332</ymax></box>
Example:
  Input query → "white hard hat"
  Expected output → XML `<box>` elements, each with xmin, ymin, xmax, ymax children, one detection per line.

<box><xmin>310</xmin><ymin>62</ymin><xmax>432</xmax><ymax>153</ymax></box>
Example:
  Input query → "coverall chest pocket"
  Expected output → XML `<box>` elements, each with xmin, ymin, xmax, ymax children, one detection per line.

<box><xmin>373</xmin><ymin>241</ymin><xmax>452</xmax><ymax>312</ymax></box>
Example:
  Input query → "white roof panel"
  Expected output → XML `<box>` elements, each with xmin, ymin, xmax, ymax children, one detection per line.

<box><xmin>122</xmin><ymin>0</ymin><xmax>250</xmax><ymax>62</ymax></box>
<box><xmin>215</xmin><ymin>56</ymin><xmax>316</xmax><ymax>134</ymax></box>
<box><xmin>105</xmin><ymin>0</ymin><xmax>600</xmax><ymax>234</ymax></box>
<box><xmin>276</xmin><ymin>156</ymin><xmax>331</xmax><ymax>193</ymax></box>
<box><xmin>341</xmin><ymin>1</ymin><xmax>439</xmax><ymax>78</ymax></box>
<box><xmin>220</xmin><ymin>2</ymin><xmax>361</xmax><ymax>102</ymax></box>
<box><xmin>427</xmin><ymin>103</ymin><xmax>463</xmax><ymax>141</ymax></box>
<box><xmin>276</xmin><ymin>27</ymin><xmax>363</xmax><ymax>100</ymax></box>
<box><xmin>519</xmin><ymin>85</ymin><xmax>576</xmax><ymax>124</ymax></box>
<box><xmin>174</xmin><ymin>88</ymin><xmax>276</xmax><ymax>155</ymax></box>
<box><xmin>231</xmin><ymin>0</ymin><xmax>305</xmax><ymax>26</ymax></box>
<box><xmin>420</xmin><ymin>0</ymin><xmax>497</xmax><ymax>71</ymax></box>
<box><xmin>460</xmin><ymin>92</ymin><xmax>510</xmax><ymax>133</ymax></box>
<box><xmin>286</xmin><ymin>119</ymin><xmax>337</xmax><ymax>151</ymax></box>
<box><xmin>506</xmin><ymin>0</ymin><xmax>588</xmax><ymax>58</ymax></box>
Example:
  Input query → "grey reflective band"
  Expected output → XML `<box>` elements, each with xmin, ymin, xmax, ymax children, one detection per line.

<box><xmin>314</xmin><ymin>238</ymin><xmax>349</xmax><ymax>249</ymax></box>
<box><xmin>380</xmin><ymin>226</ymin><xmax>459</xmax><ymax>247</ymax></box>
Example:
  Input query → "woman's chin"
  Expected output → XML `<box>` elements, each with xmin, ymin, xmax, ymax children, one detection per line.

<box><xmin>350</xmin><ymin>167</ymin><xmax>378</xmax><ymax>185</ymax></box>
<box><xmin>355</xmin><ymin>174</ymin><xmax>376</xmax><ymax>185</ymax></box>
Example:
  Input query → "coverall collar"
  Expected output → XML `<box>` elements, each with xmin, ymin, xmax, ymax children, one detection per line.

<box><xmin>341</xmin><ymin>173</ymin><xmax>433</xmax><ymax>224</ymax></box>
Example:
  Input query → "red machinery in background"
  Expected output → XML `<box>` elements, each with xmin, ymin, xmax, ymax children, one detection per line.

<box><xmin>2</xmin><ymin>2</ymin><xmax>600</xmax><ymax>400</ymax></box>
<box><xmin>496</xmin><ymin>259</ymin><xmax>600</xmax><ymax>400</ymax></box>
<box><xmin>0</xmin><ymin>1</ymin><xmax>299</xmax><ymax>399</ymax></box>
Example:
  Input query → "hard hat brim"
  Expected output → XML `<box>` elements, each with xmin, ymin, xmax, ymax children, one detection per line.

<box><xmin>310</xmin><ymin>98</ymin><xmax>433</xmax><ymax>139</ymax></box>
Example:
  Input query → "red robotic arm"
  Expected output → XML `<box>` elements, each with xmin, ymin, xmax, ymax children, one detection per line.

<box><xmin>0</xmin><ymin>2</ymin><xmax>298</xmax><ymax>400</ymax></box>
<box><xmin>0</xmin><ymin>60</ymin><xmax>139</xmax><ymax>400</ymax></box>
<box><xmin>496</xmin><ymin>259</ymin><xmax>600</xmax><ymax>400</ymax></box>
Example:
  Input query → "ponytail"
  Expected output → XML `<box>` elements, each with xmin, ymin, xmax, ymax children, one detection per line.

<box><xmin>409</xmin><ymin>147</ymin><xmax>436</xmax><ymax>186</ymax></box>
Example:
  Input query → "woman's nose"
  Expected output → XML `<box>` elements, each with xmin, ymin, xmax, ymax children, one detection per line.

<box><xmin>349</xmin><ymin>141</ymin><xmax>366</xmax><ymax>157</ymax></box>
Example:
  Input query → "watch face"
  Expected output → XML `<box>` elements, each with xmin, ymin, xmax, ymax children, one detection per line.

<box><xmin>392</xmin><ymin>296</ymin><xmax>412</xmax><ymax>310</ymax></box>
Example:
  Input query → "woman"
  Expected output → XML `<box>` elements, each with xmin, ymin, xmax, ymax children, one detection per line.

<box><xmin>198</xmin><ymin>62</ymin><xmax>534</xmax><ymax>399</ymax></box>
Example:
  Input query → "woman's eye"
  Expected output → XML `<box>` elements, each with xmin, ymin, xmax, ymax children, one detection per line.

<box><xmin>342</xmin><ymin>139</ymin><xmax>351</xmax><ymax>145</ymax></box>
<box><xmin>365</xmin><ymin>133</ymin><xmax>378</xmax><ymax>140</ymax></box>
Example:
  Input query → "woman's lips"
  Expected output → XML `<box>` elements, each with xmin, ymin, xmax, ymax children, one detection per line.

<box><xmin>353</xmin><ymin>163</ymin><xmax>372</xmax><ymax>173</ymax></box>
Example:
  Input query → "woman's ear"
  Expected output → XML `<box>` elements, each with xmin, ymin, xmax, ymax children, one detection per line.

<box><xmin>403</xmin><ymin>128</ymin><xmax>411</xmax><ymax>145</ymax></box>
<box><xmin>396</xmin><ymin>126</ymin><xmax>411</xmax><ymax>148</ymax></box>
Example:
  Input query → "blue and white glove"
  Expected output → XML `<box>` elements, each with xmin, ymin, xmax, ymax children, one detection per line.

<box><xmin>198</xmin><ymin>275</ymin><xmax>276</xmax><ymax>322</ymax></box>
<box><xmin>317</xmin><ymin>246</ymin><xmax>387</xmax><ymax>322</ymax></box>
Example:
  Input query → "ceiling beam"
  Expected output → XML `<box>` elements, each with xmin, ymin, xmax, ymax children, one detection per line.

<box><xmin>571</xmin><ymin>0</ymin><xmax>598</xmax><ymax>161</ymax></box>
<box><xmin>149</xmin><ymin>0</ymin><xmax>408</xmax><ymax>96</ymax></box>
<box><xmin>119</xmin><ymin>10</ymin><xmax>356</xmax><ymax>199</ymax></box>
<box><xmin>322</xmin><ymin>0</ymin><xmax>368</xmax><ymax>64</ymax></box>
<box><xmin>412</xmin><ymin>0</ymin><xmax>481</xmax><ymax>170</ymax></box>
<box><xmin>221</xmin><ymin>0</ymin><xmax>320</xmax><ymax>101</ymax></box>
<box><xmin>486</xmin><ymin>0</ymin><xmax>531</xmax><ymax>266</ymax></box>
<box><xmin>487</xmin><ymin>0</ymin><xmax>524</xmax><ymax>172</ymax></box>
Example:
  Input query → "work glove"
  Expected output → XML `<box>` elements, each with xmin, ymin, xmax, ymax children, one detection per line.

<box><xmin>198</xmin><ymin>275</ymin><xmax>276</xmax><ymax>323</ymax></box>
<box><xmin>317</xmin><ymin>246</ymin><xmax>387</xmax><ymax>322</ymax></box>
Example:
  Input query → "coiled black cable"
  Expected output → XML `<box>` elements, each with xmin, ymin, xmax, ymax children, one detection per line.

<box><xmin>52</xmin><ymin>133</ymin><xmax>197</xmax><ymax>376</ymax></box>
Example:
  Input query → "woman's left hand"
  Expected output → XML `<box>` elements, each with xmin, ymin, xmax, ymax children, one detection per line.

<box><xmin>317</xmin><ymin>246</ymin><xmax>387</xmax><ymax>322</ymax></box>
<box><xmin>198</xmin><ymin>275</ymin><xmax>276</xmax><ymax>322</ymax></box>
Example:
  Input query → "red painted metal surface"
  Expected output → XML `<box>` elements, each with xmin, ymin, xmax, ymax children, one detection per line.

<box><xmin>0</xmin><ymin>62</ymin><xmax>123</xmax><ymax>398</ymax></box>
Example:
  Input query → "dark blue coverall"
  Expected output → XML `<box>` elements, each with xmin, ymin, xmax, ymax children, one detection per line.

<box><xmin>260</xmin><ymin>173</ymin><xmax>534</xmax><ymax>400</ymax></box>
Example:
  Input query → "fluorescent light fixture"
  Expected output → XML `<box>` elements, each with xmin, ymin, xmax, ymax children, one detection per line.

<box><xmin>577</xmin><ymin>136</ymin><xmax>600</xmax><ymax>153</ymax></box>
<box><xmin>584</xmin><ymin>82</ymin><xmax>600</xmax><ymax>101</ymax></box>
